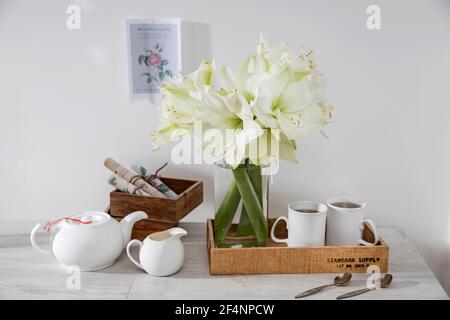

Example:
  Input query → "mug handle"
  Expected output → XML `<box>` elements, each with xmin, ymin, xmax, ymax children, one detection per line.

<box><xmin>126</xmin><ymin>239</ymin><xmax>144</xmax><ymax>270</ymax></box>
<box><xmin>270</xmin><ymin>216</ymin><xmax>289</xmax><ymax>244</ymax></box>
<box><xmin>359</xmin><ymin>219</ymin><xmax>380</xmax><ymax>246</ymax></box>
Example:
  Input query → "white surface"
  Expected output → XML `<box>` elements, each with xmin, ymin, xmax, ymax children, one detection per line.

<box><xmin>0</xmin><ymin>0</ymin><xmax>449</xmax><ymax>293</ymax></box>
<box><xmin>0</xmin><ymin>221</ymin><xmax>448</xmax><ymax>300</ymax></box>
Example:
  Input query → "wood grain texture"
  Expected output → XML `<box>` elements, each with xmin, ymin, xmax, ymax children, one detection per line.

<box><xmin>112</xmin><ymin>217</ymin><xmax>178</xmax><ymax>241</ymax></box>
<box><xmin>109</xmin><ymin>177</ymin><xmax>203</xmax><ymax>223</ymax></box>
<box><xmin>0</xmin><ymin>221</ymin><xmax>447</xmax><ymax>300</ymax></box>
<box><xmin>208</xmin><ymin>219</ymin><xmax>389</xmax><ymax>275</ymax></box>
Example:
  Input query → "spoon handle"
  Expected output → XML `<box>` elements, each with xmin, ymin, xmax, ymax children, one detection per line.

<box><xmin>295</xmin><ymin>284</ymin><xmax>331</xmax><ymax>299</ymax></box>
<box><xmin>336</xmin><ymin>288</ymin><xmax>373</xmax><ymax>300</ymax></box>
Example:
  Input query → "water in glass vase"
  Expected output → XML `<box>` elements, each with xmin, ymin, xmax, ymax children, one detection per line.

<box><xmin>214</xmin><ymin>160</ymin><xmax>269</xmax><ymax>248</ymax></box>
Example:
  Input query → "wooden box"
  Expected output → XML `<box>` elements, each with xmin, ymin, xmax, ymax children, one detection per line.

<box><xmin>110</xmin><ymin>177</ymin><xmax>203</xmax><ymax>240</ymax></box>
<box><xmin>207</xmin><ymin>219</ymin><xmax>389</xmax><ymax>275</ymax></box>
<box><xmin>114</xmin><ymin>217</ymin><xmax>178</xmax><ymax>241</ymax></box>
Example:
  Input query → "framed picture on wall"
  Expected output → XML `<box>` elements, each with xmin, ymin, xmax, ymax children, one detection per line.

<box><xmin>126</xmin><ymin>18</ymin><xmax>182</xmax><ymax>99</ymax></box>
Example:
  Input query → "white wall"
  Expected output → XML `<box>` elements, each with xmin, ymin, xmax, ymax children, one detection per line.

<box><xmin>1</xmin><ymin>0</ymin><xmax>449</xmax><ymax>293</ymax></box>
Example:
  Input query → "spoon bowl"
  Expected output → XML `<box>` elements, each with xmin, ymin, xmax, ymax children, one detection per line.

<box><xmin>295</xmin><ymin>273</ymin><xmax>352</xmax><ymax>298</ymax></box>
<box><xmin>380</xmin><ymin>273</ymin><xmax>393</xmax><ymax>288</ymax></box>
<box><xmin>334</xmin><ymin>273</ymin><xmax>352</xmax><ymax>286</ymax></box>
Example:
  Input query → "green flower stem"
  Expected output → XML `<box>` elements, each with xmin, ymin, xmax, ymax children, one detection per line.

<box><xmin>249</xmin><ymin>165</ymin><xmax>263</xmax><ymax>204</ymax></box>
<box><xmin>232</xmin><ymin>167</ymin><xmax>267</xmax><ymax>244</ymax></box>
<box><xmin>237</xmin><ymin>164</ymin><xmax>263</xmax><ymax>236</ymax></box>
<box><xmin>214</xmin><ymin>179</ymin><xmax>241</xmax><ymax>242</ymax></box>
<box><xmin>237</xmin><ymin>160</ymin><xmax>252</xmax><ymax>236</ymax></box>
<box><xmin>236</xmin><ymin>204</ymin><xmax>251</xmax><ymax>236</ymax></box>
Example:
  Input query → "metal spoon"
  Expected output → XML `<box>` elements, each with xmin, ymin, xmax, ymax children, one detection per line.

<box><xmin>336</xmin><ymin>274</ymin><xmax>393</xmax><ymax>300</ymax></box>
<box><xmin>295</xmin><ymin>273</ymin><xmax>352</xmax><ymax>299</ymax></box>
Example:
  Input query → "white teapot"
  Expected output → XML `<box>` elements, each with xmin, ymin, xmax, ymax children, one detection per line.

<box><xmin>126</xmin><ymin>227</ymin><xmax>187</xmax><ymax>276</ymax></box>
<box><xmin>30</xmin><ymin>211</ymin><xmax>148</xmax><ymax>271</ymax></box>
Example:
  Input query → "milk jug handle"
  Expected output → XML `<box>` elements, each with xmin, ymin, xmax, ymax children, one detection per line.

<box><xmin>126</xmin><ymin>239</ymin><xmax>144</xmax><ymax>270</ymax></box>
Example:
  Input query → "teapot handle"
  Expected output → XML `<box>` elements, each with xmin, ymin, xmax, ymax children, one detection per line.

<box><xmin>126</xmin><ymin>240</ymin><xmax>144</xmax><ymax>270</ymax></box>
<box><xmin>30</xmin><ymin>223</ymin><xmax>52</xmax><ymax>255</ymax></box>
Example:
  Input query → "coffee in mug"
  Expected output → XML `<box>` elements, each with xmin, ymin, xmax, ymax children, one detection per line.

<box><xmin>295</xmin><ymin>209</ymin><xmax>319</xmax><ymax>214</ymax></box>
<box><xmin>329</xmin><ymin>202</ymin><xmax>361</xmax><ymax>209</ymax></box>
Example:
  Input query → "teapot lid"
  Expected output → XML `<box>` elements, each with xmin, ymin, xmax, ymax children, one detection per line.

<box><xmin>44</xmin><ymin>212</ymin><xmax>112</xmax><ymax>232</ymax></box>
<box><xmin>63</xmin><ymin>211</ymin><xmax>111</xmax><ymax>227</ymax></box>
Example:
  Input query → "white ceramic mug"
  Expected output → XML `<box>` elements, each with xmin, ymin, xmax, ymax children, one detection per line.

<box><xmin>270</xmin><ymin>201</ymin><xmax>327</xmax><ymax>247</ymax></box>
<box><xmin>326</xmin><ymin>196</ymin><xmax>379</xmax><ymax>246</ymax></box>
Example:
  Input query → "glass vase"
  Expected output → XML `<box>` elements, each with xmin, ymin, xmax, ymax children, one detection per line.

<box><xmin>213</xmin><ymin>159</ymin><xmax>268</xmax><ymax>248</ymax></box>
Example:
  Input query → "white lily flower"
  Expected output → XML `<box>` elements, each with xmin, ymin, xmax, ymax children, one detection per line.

<box><xmin>257</xmin><ymin>34</ymin><xmax>291</xmax><ymax>72</ymax></box>
<box><xmin>201</xmin><ymin>91</ymin><xmax>263</xmax><ymax>167</ymax></box>
<box><xmin>254</xmin><ymin>70</ymin><xmax>330</xmax><ymax>141</ymax></box>
<box><xmin>289</xmin><ymin>47</ymin><xmax>317</xmax><ymax>81</ymax></box>
<box><xmin>152</xmin><ymin>60</ymin><xmax>215</xmax><ymax>149</ymax></box>
<box><xmin>246</xmin><ymin>129</ymin><xmax>297</xmax><ymax>165</ymax></box>
<box><xmin>220</xmin><ymin>53</ymin><xmax>267</xmax><ymax>102</ymax></box>
<box><xmin>152</xmin><ymin>116</ymin><xmax>191</xmax><ymax>150</ymax></box>
<box><xmin>187</xmin><ymin>59</ymin><xmax>215</xmax><ymax>96</ymax></box>
<box><xmin>297</xmin><ymin>100</ymin><xmax>333</xmax><ymax>136</ymax></box>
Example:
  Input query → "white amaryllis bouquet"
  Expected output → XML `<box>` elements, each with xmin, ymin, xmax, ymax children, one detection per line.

<box><xmin>153</xmin><ymin>35</ymin><xmax>332</xmax><ymax>167</ymax></box>
<box><xmin>153</xmin><ymin>36</ymin><xmax>333</xmax><ymax>247</ymax></box>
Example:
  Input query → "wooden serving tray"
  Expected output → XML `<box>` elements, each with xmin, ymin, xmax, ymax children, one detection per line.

<box><xmin>109</xmin><ymin>177</ymin><xmax>203</xmax><ymax>240</ymax></box>
<box><xmin>207</xmin><ymin>219</ymin><xmax>389</xmax><ymax>275</ymax></box>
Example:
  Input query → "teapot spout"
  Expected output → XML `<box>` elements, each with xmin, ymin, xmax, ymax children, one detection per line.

<box><xmin>120</xmin><ymin>211</ymin><xmax>148</xmax><ymax>246</ymax></box>
<box><xmin>168</xmin><ymin>227</ymin><xmax>188</xmax><ymax>239</ymax></box>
